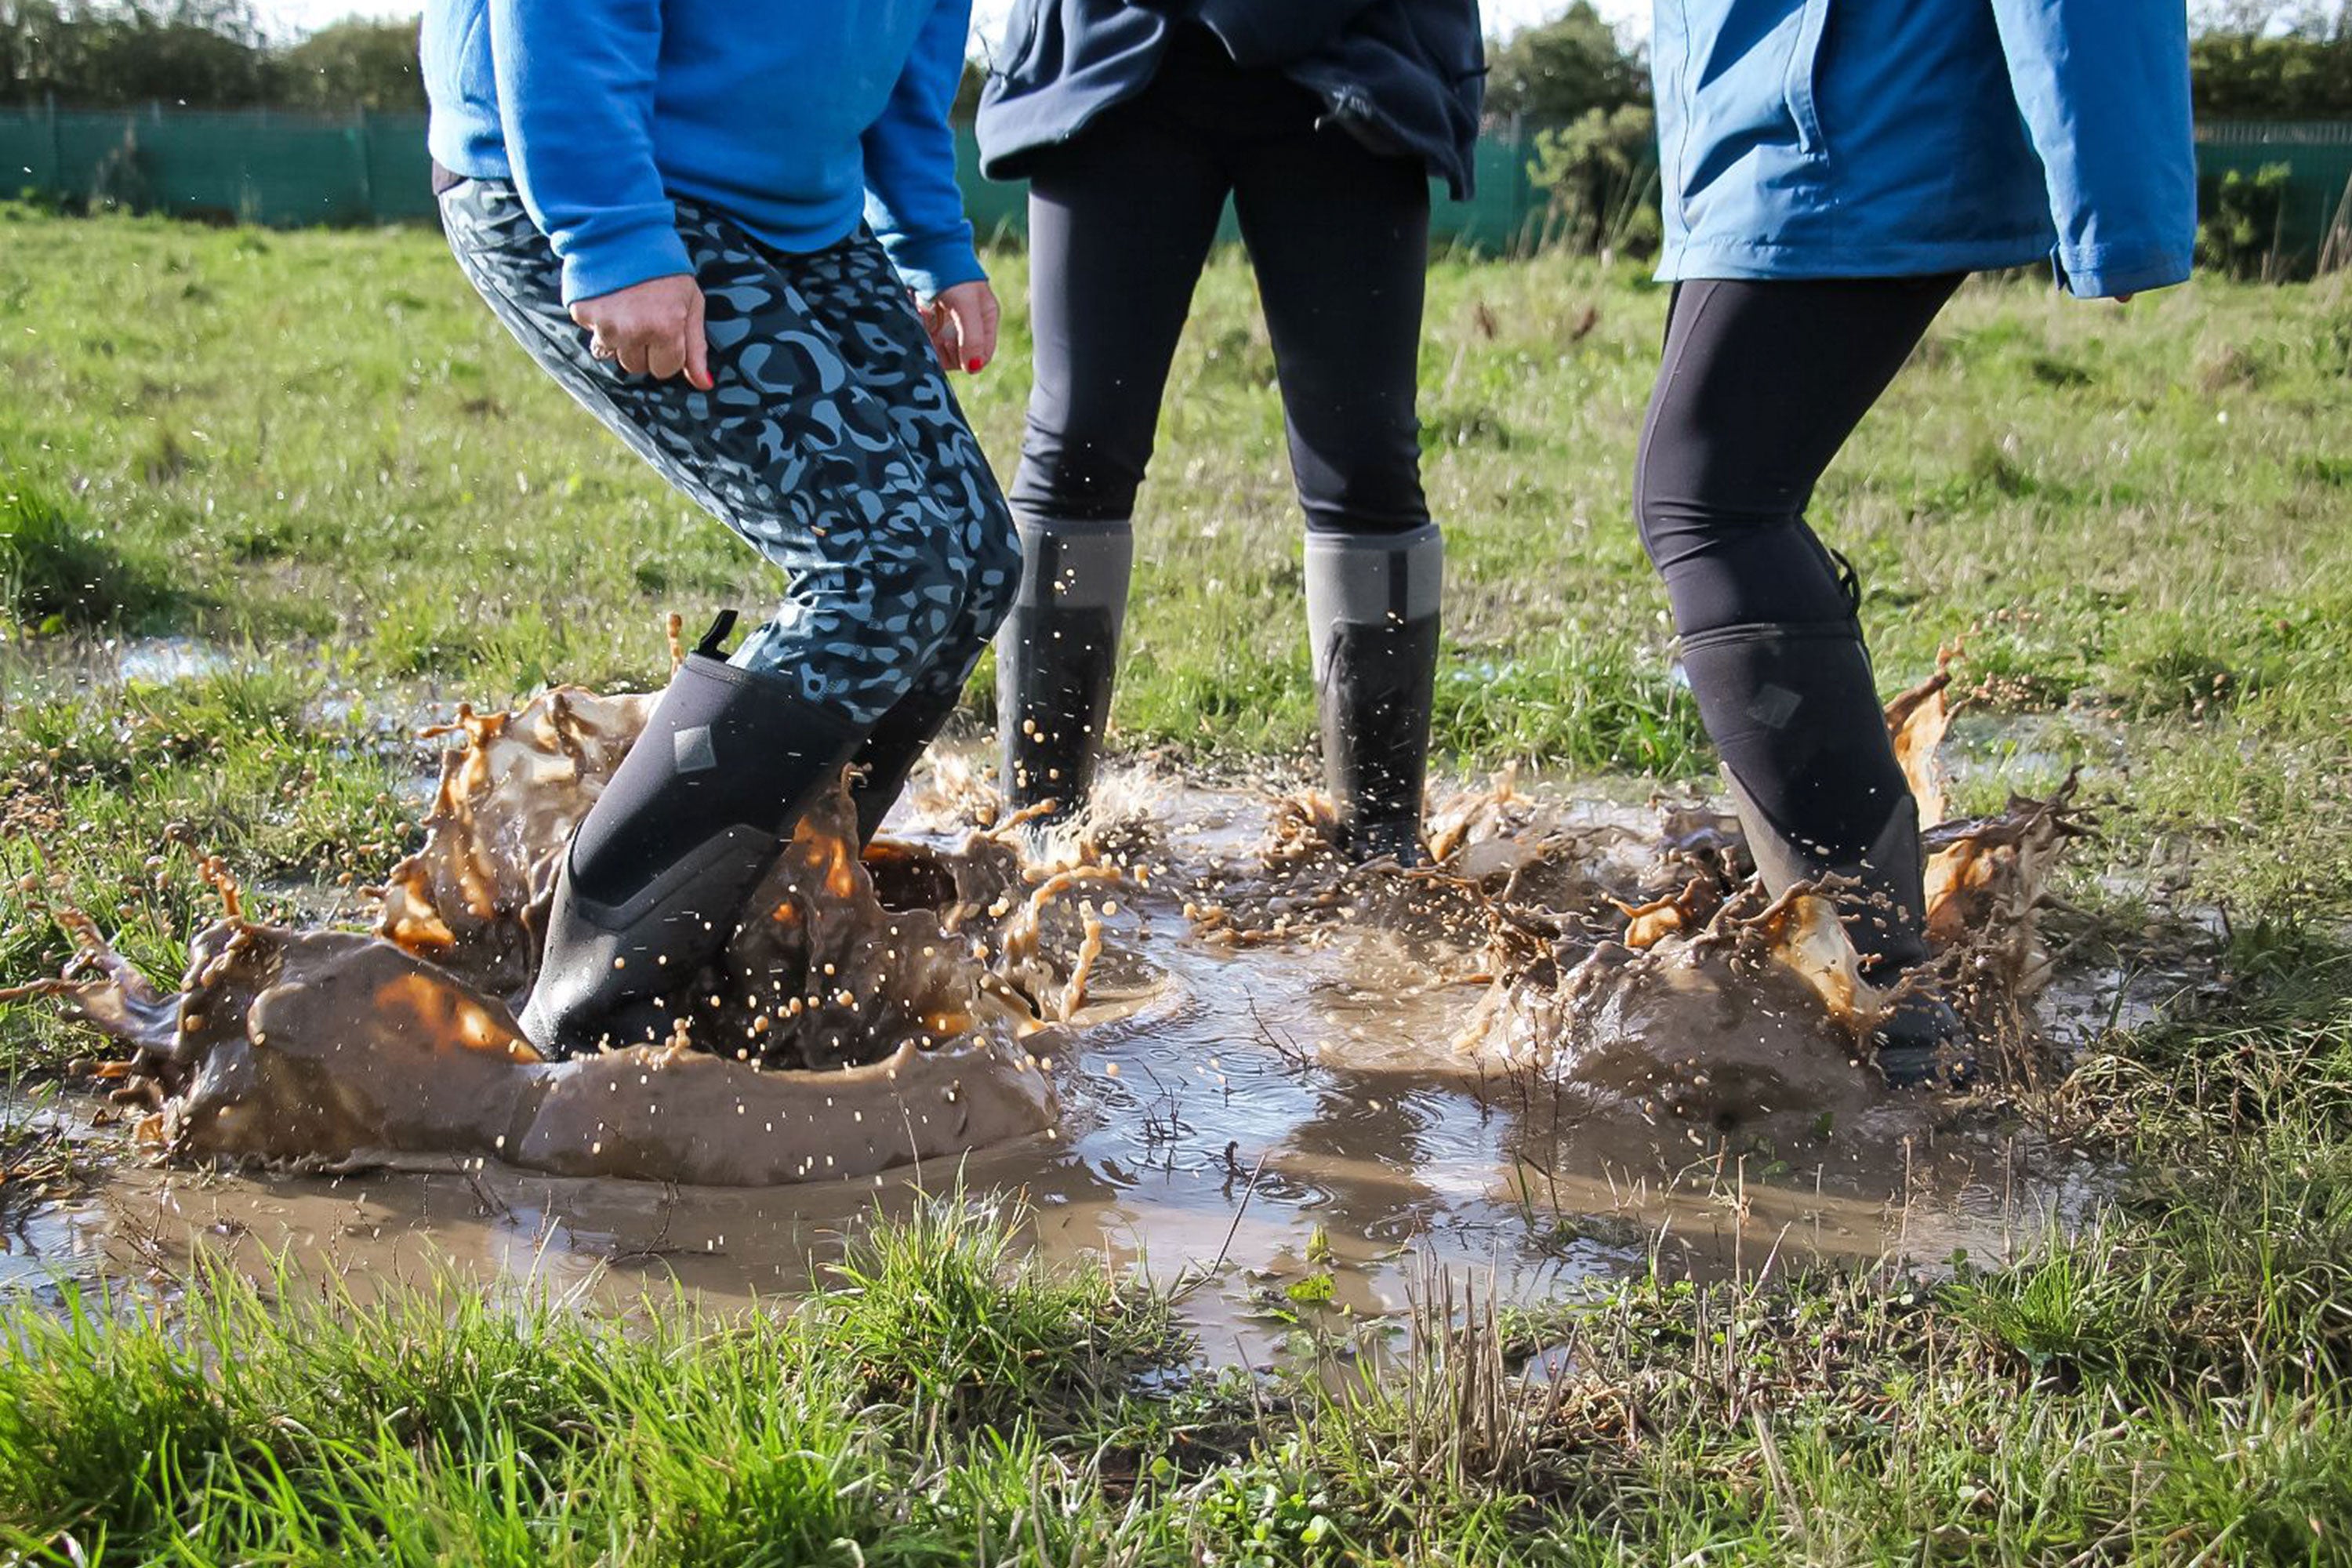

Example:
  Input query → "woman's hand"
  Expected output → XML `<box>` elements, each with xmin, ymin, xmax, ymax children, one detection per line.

<box><xmin>920</xmin><ymin>280</ymin><xmax>999</xmax><ymax>374</ymax></box>
<box><xmin>571</xmin><ymin>274</ymin><xmax>713</xmax><ymax>390</ymax></box>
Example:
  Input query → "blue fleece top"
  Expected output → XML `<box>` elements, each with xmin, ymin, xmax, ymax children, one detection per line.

<box><xmin>422</xmin><ymin>0</ymin><xmax>982</xmax><ymax>305</ymax></box>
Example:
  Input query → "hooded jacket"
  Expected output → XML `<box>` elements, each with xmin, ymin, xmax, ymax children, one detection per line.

<box><xmin>976</xmin><ymin>0</ymin><xmax>1487</xmax><ymax>198</ymax></box>
<box><xmin>1655</xmin><ymin>0</ymin><xmax>2194</xmax><ymax>298</ymax></box>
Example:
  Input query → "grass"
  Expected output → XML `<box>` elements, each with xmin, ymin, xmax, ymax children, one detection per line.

<box><xmin>3</xmin><ymin>209</ymin><xmax>2352</xmax><ymax>1560</ymax></box>
<box><xmin>0</xmin><ymin>1163</ymin><xmax>2347</xmax><ymax>1564</ymax></box>
<box><xmin>0</xmin><ymin>481</ymin><xmax>183</xmax><ymax>632</ymax></box>
<box><xmin>0</xmin><ymin>656</ymin><xmax>417</xmax><ymax>1065</ymax></box>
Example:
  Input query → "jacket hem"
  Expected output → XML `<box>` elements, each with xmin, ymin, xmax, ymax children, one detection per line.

<box><xmin>1656</xmin><ymin>232</ymin><xmax>2053</xmax><ymax>283</ymax></box>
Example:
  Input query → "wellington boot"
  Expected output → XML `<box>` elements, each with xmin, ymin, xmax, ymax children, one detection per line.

<box><xmin>1686</xmin><ymin>619</ymin><xmax>1975</xmax><ymax>1089</ymax></box>
<box><xmin>995</xmin><ymin>514</ymin><xmax>1131</xmax><ymax>823</ymax></box>
<box><xmin>519</xmin><ymin>612</ymin><xmax>863</xmax><ymax>1056</ymax></box>
<box><xmin>846</xmin><ymin>665</ymin><xmax>974</xmax><ymax>846</ymax></box>
<box><xmin>1306</xmin><ymin>525</ymin><xmax>1441</xmax><ymax>866</ymax></box>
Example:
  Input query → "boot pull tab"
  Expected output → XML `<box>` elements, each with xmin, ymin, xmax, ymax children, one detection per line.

<box><xmin>1827</xmin><ymin>548</ymin><xmax>1863</xmax><ymax>614</ymax></box>
<box><xmin>695</xmin><ymin>609</ymin><xmax>740</xmax><ymax>660</ymax></box>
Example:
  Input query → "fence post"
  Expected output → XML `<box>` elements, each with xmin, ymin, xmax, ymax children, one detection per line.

<box><xmin>1512</xmin><ymin>118</ymin><xmax>1535</xmax><ymax>257</ymax></box>
<box><xmin>355</xmin><ymin>106</ymin><xmax>376</xmax><ymax>223</ymax></box>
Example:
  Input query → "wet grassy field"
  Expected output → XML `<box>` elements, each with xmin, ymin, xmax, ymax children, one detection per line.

<box><xmin>3</xmin><ymin>209</ymin><xmax>2351</xmax><ymax>1560</ymax></box>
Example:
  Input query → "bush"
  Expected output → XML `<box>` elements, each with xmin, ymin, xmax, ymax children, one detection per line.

<box><xmin>2198</xmin><ymin>162</ymin><xmax>2296</xmax><ymax>279</ymax></box>
<box><xmin>1527</xmin><ymin>104</ymin><xmax>1661</xmax><ymax>260</ymax></box>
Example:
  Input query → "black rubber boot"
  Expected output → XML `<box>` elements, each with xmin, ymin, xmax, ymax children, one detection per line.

<box><xmin>1305</xmin><ymin>524</ymin><xmax>1441</xmax><ymax>866</ymax></box>
<box><xmin>1678</xmin><ymin>619</ymin><xmax>1973</xmax><ymax>1089</ymax></box>
<box><xmin>995</xmin><ymin>513</ymin><xmax>1131</xmax><ymax>823</ymax></box>
<box><xmin>844</xmin><ymin>652</ymin><xmax>978</xmax><ymax>846</ymax></box>
<box><xmin>519</xmin><ymin>612</ymin><xmax>864</xmax><ymax>1056</ymax></box>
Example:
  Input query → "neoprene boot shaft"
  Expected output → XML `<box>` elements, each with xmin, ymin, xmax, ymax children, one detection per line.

<box><xmin>520</xmin><ymin>613</ymin><xmax>864</xmax><ymax>1056</ymax></box>
<box><xmin>1676</xmin><ymin>620</ymin><xmax>1918</xmax><ymax>948</ymax></box>
<box><xmin>1306</xmin><ymin>525</ymin><xmax>1441</xmax><ymax>865</ymax></box>
<box><xmin>1676</xmin><ymin>618</ymin><xmax>1965</xmax><ymax>1084</ymax></box>
<box><xmin>845</xmin><ymin>648</ymin><xmax>984</xmax><ymax>845</ymax></box>
<box><xmin>996</xmin><ymin>513</ymin><xmax>1131</xmax><ymax>821</ymax></box>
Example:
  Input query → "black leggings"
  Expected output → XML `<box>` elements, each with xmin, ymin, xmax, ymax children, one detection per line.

<box><xmin>1635</xmin><ymin>275</ymin><xmax>1962</xmax><ymax>636</ymax></box>
<box><xmin>1633</xmin><ymin>275</ymin><xmax>1961</xmax><ymax>894</ymax></box>
<box><xmin>1010</xmin><ymin>26</ymin><xmax>1432</xmax><ymax>535</ymax></box>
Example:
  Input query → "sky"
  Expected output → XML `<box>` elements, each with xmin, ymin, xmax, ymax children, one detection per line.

<box><xmin>248</xmin><ymin>0</ymin><xmax>1654</xmax><ymax>48</ymax></box>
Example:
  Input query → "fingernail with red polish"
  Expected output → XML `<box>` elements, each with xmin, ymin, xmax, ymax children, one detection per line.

<box><xmin>966</xmin><ymin>358</ymin><xmax>985</xmax><ymax>374</ymax></box>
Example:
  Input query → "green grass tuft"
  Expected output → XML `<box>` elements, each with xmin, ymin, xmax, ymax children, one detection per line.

<box><xmin>0</xmin><ymin>484</ymin><xmax>181</xmax><ymax>633</ymax></box>
<box><xmin>810</xmin><ymin>1189</ymin><xmax>1186</xmax><ymax>1426</ymax></box>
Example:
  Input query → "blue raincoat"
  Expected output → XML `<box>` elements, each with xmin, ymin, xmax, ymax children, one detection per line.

<box><xmin>1653</xmin><ymin>0</ymin><xmax>2195</xmax><ymax>298</ymax></box>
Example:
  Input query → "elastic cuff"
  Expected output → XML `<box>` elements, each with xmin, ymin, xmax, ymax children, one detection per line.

<box><xmin>559</xmin><ymin>218</ymin><xmax>695</xmax><ymax>307</ymax></box>
<box><xmin>2053</xmin><ymin>242</ymin><xmax>2193</xmax><ymax>300</ymax></box>
<box><xmin>1011</xmin><ymin>512</ymin><xmax>1133</xmax><ymax>610</ymax></box>
<box><xmin>887</xmin><ymin>226</ymin><xmax>985</xmax><ymax>301</ymax></box>
<box><xmin>1305</xmin><ymin>523</ymin><xmax>1443</xmax><ymax>626</ymax></box>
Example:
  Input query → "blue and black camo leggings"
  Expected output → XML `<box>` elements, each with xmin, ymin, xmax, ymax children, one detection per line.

<box><xmin>439</xmin><ymin>177</ymin><xmax>1021</xmax><ymax>729</ymax></box>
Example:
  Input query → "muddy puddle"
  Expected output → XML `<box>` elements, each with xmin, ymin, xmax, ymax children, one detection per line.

<box><xmin>3</xmin><ymin>658</ymin><xmax>2117</xmax><ymax>1359</ymax></box>
<box><xmin>4</xmin><ymin>842</ymin><xmax>2103</xmax><ymax>1358</ymax></box>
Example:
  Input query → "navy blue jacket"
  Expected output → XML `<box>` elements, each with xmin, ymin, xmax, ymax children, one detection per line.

<box><xmin>1655</xmin><ymin>0</ymin><xmax>2194</xmax><ymax>299</ymax></box>
<box><xmin>976</xmin><ymin>0</ymin><xmax>1486</xmax><ymax>198</ymax></box>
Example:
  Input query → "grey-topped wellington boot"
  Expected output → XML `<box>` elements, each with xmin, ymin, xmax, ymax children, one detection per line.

<box><xmin>994</xmin><ymin>513</ymin><xmax>1132</xmax><ymax>824</ymax></box>
<box><xmin>1679</xmin><ymin>618</ymin><xmax>1974</xmax><ymax>1089</ymax></box>
<box><xmin>1305</xmin><ymin>524</ymin><xmax>1442</xmax><ymax>866</ymax></box>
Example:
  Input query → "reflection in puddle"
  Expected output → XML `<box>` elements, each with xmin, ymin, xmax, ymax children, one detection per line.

<box><xmin>113</xmin><ymin>637</ymin><xmax>237</xmax><ymax>687</ymax></box>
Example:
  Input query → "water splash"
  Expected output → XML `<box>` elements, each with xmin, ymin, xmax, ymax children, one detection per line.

<box><xmin>14</xmin><ymin>653</ymin><xmax>2085</xmax><ymax>1196</ymax></box>
<box><xmin>20</xmin><ymin>680</ymin><xmax>1096</xmax><ymax>1185</ymax></box>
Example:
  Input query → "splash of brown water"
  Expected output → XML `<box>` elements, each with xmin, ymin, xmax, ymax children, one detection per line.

<box><xmin>1445</xmin><ymin>668</ymin><xmax>2085</xmax><ymax>1127</ymax></box>
<box><xmin>20</xmin><ymin>650</ymin><xmax>2083</xmax><ymax>1183</ymax></box>
<box><xmin>28</xmin><ymin>681</ymin><xmax>1094</xmax><ymax>1185</ymax></box>
<box><xmin>1143</xmin><ymin>662</ymin><xmax>2084</xmax><ymax>1133</ymax></box>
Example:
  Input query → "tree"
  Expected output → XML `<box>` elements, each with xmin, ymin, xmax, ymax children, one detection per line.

<box><xmin>1483</xmin><ymin>2</ymin><xmax>1647</xmax><ymax>127</ymax></box>
<box><xmin>275</xmin><ymin>16</ymin><xmax>423</xmax><ymax>112</ymax></box>
<box><xmin>2191</xmin><ymin>32</ymin><xmax>2352</xmax><ymax>117</ymax></box>
<box><xmin>2</xmin><ymin>0</ymin><xmax>273</xmax><ymax>107</ymax></box>
<box><xmin>2190</xmin><ymin>2</ymin><xmax>2352</xmax><ymax>116</ymax></box>
<box><xmin>1529</xmin><ymin>103</ymin><xmax>1661</xmax><ymax>258</ymax></box>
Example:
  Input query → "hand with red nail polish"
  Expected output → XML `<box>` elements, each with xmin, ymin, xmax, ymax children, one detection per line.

<box><xmin>920</xmin><ymin>280</ymin><xmax>999</xmax><ymax>375</ymax></box>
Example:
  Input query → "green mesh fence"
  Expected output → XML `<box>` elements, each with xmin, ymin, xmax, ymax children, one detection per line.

<box><xmin>0</xmin><ymin>103</ymin><xmax>1548</xmax><ymax>250</ymax></box>
<box><xmin>2194</xmin><ymin>121</ymin><xmax>2352</xmax><ymax>270</ymax></box>
<box><xmin>5</xmin><ymin>103</ymin><xmax>2347</xmax><ymax>272</ymax></box>
<box><xmin>2</xmin><ymin>105</ymin><xmax>438</xmax><ymax>225</ymax></box>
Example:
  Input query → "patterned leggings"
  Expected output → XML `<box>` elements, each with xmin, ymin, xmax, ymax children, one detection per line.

<box><xmin>440</xmin><ymin>178</ymin><xmax>1021</xmax><ymax>728</ymax></box>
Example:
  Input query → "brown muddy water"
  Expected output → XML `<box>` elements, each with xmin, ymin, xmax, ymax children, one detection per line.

<box><xmin>2</xmin><ymin>662</ymin><xmax>2116</xmax><ymax>1359</ymax></box>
